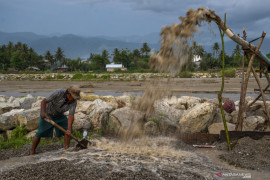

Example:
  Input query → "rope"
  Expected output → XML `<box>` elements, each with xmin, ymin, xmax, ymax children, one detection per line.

<box><xmin>249</xmin><ymin>36</ymin><xmax>262</xmax><ymax>43</ymax></box>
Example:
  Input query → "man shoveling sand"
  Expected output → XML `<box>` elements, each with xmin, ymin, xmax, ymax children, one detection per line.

<box><xmin>30</xmin><ymin>86</ymin><xmax>81</xmax><ymax>155</ymax></box>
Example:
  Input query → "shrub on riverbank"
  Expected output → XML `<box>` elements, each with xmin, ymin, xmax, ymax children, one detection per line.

<box><xmin>72</xmin><ymin>73</ymin><xmax>84</xmax><ymax>79</ymax></box>
<box><xmin>179</xmin><ymin>71</ymin><xmax>193</xmax><ymax>78</ymax></box>
<box><xmin>220</xmin><ymin>68</ymin><xmax>236</xmax><ymax>78</ymax></box>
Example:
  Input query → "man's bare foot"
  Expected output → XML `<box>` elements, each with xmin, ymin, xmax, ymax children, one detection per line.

<box><xmin>29</xmin><ymin>150</ymin><xmax>35</xmax><ymax>155</ymax></box>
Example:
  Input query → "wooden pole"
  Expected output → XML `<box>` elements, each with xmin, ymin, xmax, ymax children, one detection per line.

<box><xmin>251</xmin><ymin>66</ymin><xmax>270</xmax><ymax>121</ymax></box>
<box><xmin>237</xmin><ymin>27</ymin><xmax>246</xmax><ymax>131</ymax></box>
<box><xmin>248</xmin><ymin>84</ymin><xmax>269</xmax><ymax>107</ymax></box>
<box><xmin>236</xmin><ymin>32</ymin><xmax>266</xmax><ymax>131</ymax></box>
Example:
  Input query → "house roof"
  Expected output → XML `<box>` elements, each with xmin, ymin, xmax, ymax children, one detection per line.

<box><xmin>106</xmin><ymin>63</ymin><xmax>124</xmax><ymax>68</ymax></box>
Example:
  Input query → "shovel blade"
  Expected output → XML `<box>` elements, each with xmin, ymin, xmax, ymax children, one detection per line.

<box><xmin>75</xmin><ymin>139</ymin><xmax>89</xmax><ymax>150</ymax></box>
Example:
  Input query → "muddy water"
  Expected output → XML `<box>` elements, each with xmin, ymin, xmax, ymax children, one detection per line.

<box><xmin>0</xmin><ymin>137</ymin><xmax>232</xmax><ymax>179</ymax></box>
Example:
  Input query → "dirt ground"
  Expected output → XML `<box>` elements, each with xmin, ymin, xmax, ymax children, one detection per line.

<box><xmin>0</xmin><ymin>78</ymin><xmax>268</xmax><ymax>94</ymax></box>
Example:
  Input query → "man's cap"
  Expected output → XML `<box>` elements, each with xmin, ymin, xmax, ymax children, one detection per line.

<box><xmin>67</xmin><ymin>85</ymin><xmax>81</xmax><ymax>100</ymax></box>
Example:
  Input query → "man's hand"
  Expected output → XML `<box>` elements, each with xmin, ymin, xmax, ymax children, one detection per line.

<box><xmin>41</xmin><ymin>112</ymin><xmax>48</xmax><ymax>119</ymax></box>
<box><xmin>66</xmin><ymin>129</ymin><xmax>72</xmax><ymax>136</ymax></box>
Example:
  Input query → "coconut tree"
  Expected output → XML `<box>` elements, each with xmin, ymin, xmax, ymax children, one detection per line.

<box><xmin>212</xmin><ymin>42</ymin><xmax>220</xmax><ymax>58</ymax></box>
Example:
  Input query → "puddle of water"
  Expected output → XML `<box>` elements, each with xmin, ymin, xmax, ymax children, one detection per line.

<box><xmin>0</xmin><ymin>91</ymin><xmax>261</xmax><ymax>101</ymax></box>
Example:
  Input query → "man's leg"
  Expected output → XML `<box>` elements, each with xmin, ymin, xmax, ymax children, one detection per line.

<box><xmin>30</xmin><ymin>136</ymin><xmax>40</xmax><ymax>155</ymax></box>
<box><xmin>64</xmin><ymin>134</ymin><xmax>70</xmax><ymax>149</ymax></box>
<box><xmin>55</xmin><ymin>115</ymin><xmax>69</xmax><ymax>149</ymax></box>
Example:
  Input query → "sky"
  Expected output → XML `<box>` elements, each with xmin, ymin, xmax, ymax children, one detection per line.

<box><xmin>0</xmin><ymin>0</ymin><xmax>270</xmax><ymax>39</ymax></box>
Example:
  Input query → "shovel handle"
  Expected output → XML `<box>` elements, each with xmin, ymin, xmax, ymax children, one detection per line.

<box><xmin>44</xmin><ymin>118</ymin><xmax>80</xmax><ymax>143</ymax></box>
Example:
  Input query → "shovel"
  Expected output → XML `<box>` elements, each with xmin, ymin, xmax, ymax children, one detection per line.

<box><xmin>44</xmin><ymin>118</ymin><xmax>89</xmax><ymax>150</ymax></box>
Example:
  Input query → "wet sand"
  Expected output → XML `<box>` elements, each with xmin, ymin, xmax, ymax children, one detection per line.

<box><xmin>0</xmin><ymin>78</ymin><xmax>267</xmax><ymax>94</ymax></box>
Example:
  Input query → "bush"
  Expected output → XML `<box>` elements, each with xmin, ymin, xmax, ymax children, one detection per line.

<box><xmin>72</xmin><ymin>73</ymin><xmax>83</xmax><ymax>79</ymax></box>
<box><xmin>0</xmin><ymin>126</ymin><xmax>30</xmax><ymax>149</ymax></box>
<box><xmin>179</xmin><ymin>71</ymin><xmax>193</xmax><ymax>78</ymax></box>
<box><xmin>45</xmin><ymin>75</ymin><xmax>54</xmax><ymax>80</ymax></box>
<box><xmin>11</xmin><ymin>125</ymin><xmax>28</xmax><ymax>139</ymax></box>
<box><xmin>222</xmin><ymin>68</ymin><xmax>236</xmax><ymax>78</ymax></box>
<box><xmin>82</xmin><ymin>74</ymin><xmax>96</xmax><ymax>80</ymax></box>
<box><xmin>56</xmin><ymin>74</ymin><xmax>64</xmax><ymax>79</ymax></box>
<box><xmin>100</xmin><ymin>75</ymin><xmax>111</xmax><ymax>79</ymax></box>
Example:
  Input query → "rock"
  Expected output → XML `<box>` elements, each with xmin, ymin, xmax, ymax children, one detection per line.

<box><xmin>0</xmin><ymin>102</ymin><xmax>21</xmax><ymax>115</ymax></box>
<box><xmin>179</xmin><ymin>102</ymin><xmax>216</xmax><ymax>133</ymax></box>
<box><xmin>25</xmin><ymin>129</ymin><xmax>38</xmax><ymax>139</ymax></box>
<box><xmin>0</xmin><ymin>95</ymin><xmax>8</xmax><ymax>102</ymax></box>
<box><xmin>246</xmin><ymin>96</ymin><xmax>255</xmax><ymax>102</ymax></box>
<box><xmin>243</xmin><ymin>116</ymin><xmax>266</xmax><ymax>131</ymax></box>
<box><xmin>31</xmin><ymin>100</ymin><xmax>42</xmax><ymax>108</ymax></box>
<box><xmin>73</xmin><ymin>112</ymin><xmax>91</xmax><ymax>130</ymax></box>
<box><xmin>109</xmin><ymin>107</ymin><xmax>145</xmax><ymax>133</ymax></box>
<box><xmin>153</xmin><ymin>99</ymin><xmax>183</xmax><ymax>123</ymax></box>
<box><xmin>76</xmin><ymin>101</ymin><xmax>92</xmax><ymax>114</ymax></box>
<box><xmin>19</xmin><ymin>96</ymin><xmax>36</xmax><ymax>109</ymax></box>
<box><xmin>7</xmin><ymin>96</ymin><xmax>15</xmax><ymax>103</ymax></box>
<box><xmin>14</xmin><ymin>107</ymin><xmax>40</xmax><ymax>131</ymax></box>
<box><xmin>116</xmin><ymin>95</ymin><xmax>132</xmax><ymax>107</ymax></box>
<box><xmin>87</xmin><ymin>99</ymin><xmax>113</xmax><ymax>131</ymax></box>
<box><xmin>213</xmin><ymin>110</ymin><xmax>232</xmax><ymax>123</ymax></box>
<box><xmin>178</xmin><ymin>96</ymin><xmax>201</xmax><ymax>109</ymax></box>
<box><xmin>158</xmin><ymin>116</ymin><xmax>179</xmax><ymax>136</ymax></box>
<box><xmin>0</xmin><ymin>109</ymin><xmax>24</xmax><ymax>131</ymax></box>
<box><xmin>144</xmin><ymin>121</ymin><xmax>159</xmax><ymax>136</ymax></box>
<box><xmin>37</xmin><ymin>96</ymin><xmax>45</xmax><ymax>100</ymax></box>
<box><xmin>26</xmin><ymin>94</ymin><xmax>34</xmax><ymax>98</ymax></box>
<box><xmin>231</xmin><ymin>110</ymin><xmax>239</xmax><ymax>124</ymax></box>
<box><xmin>208</xmin><ymin>122</ymin><xmax>236</xmax><ymax>134</ymax></box>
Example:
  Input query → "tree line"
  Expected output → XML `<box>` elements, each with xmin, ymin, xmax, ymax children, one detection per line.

<box><xmin>1</xmin><ymin>41</ymin><xmax>269</xmax><ymax>72</ymax></box>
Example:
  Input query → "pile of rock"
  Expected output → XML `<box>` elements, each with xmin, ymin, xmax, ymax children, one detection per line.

<box><xmin>0</xmin><ymin>93</ymin><xmax>269</xmax><ymax>140</ymax></box>
<box><xmin>0</xmin><ymin>72</ymin><xmax>248</xmax><ymax>81</ymax></box>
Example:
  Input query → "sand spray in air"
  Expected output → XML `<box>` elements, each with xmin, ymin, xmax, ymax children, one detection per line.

<box><xmin>119</xmin><ymin>8</ymin><xmax>219</xmax><ymax>140</ymax></box>
<box><xmin>133</xmin><ymin>8</ymin><xmax>216</xmax><ymax>113</ymax></box>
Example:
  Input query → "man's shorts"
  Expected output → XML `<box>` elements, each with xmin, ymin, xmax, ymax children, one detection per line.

<box><xmin>35</xmin><ymin>115</ymin><xmax>68</xmax><ymax>137</ymax></box>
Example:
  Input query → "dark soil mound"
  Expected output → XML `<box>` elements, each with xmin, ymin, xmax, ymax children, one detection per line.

<box><xmin>218</xmin><ymin>136</ymin><xmax>270</xmax><ymax>171</ymax></box>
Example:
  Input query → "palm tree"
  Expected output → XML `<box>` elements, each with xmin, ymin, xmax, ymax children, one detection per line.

<box><xmin>45</xmin><ymin>50</ymin><xmax>54</xmax><ymax>65</ymax></box>
<box><xmin>55</xmin><ymin>47</ymin><xmax>64</xmax><ymax>65</ymax></box>
<box><xmin>140</xmin><ymin>42</ymin><xmax>151</xmax><ymax>56</ymax></box>
<box><xmin>191</xmin><ymin>41</ymin><xmax>198</xmax><ymax>55</ymax></box>
<box><xmin>196</xmin><ymin>45</ymin><xmax>205</xmax><ymax>57</ymax></box>
<box><xmin>212</xmin><ymin>42</ymin><xmax>220</xmax><ymax>58</ymax></box>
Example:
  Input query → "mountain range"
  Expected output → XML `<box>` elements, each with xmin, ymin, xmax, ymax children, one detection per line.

<box><xmin>0</xmin><ymin>31</ymin><xmax>269</xmax><ymax>59</ymax></box>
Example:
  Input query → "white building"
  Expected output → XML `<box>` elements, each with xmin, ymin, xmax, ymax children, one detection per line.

<box><xmin>193</xmin><ymin>55</ymin><xmax>202</xmax><ymax>67</ymax></box>
<box><xmin>105</xmin><ymin>63</ymin><xmax>127</xmax><ymax>72</ymax></box>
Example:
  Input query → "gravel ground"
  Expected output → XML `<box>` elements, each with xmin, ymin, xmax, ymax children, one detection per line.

<box><xmin>0</xmin><ymin>142</ymin><xmax>75</xmax><ymax>161</ymax></box>
<box><xmin>1</xmin><ymin>136</ymin><xmax>270</xmax><ymax>179</ymax></box>
<box><xmin>0</xmin><ymin>137</ymin><xmax>229</xmax><ymax>180</ymax></box>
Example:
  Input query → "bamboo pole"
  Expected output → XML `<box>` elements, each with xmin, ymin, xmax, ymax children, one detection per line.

<box><xmin>236</xmin><ymin>32</ymin><xmax>266</xmax><ymax>131</ymax></box>
<box><xmin>217</xmin><ymin>13</ymin><xmax>231</xmax><ymax>151</ymax></box>
<box><xmin>206</xmin><ymin>12</ymin><xmax>270</xmax><ymax>66</ymax></box>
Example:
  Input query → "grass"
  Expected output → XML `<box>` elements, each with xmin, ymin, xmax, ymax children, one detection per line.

<box><xmin>100</xmin><ymin>75</ymin><xmax>111</xmax><ymax>79</ymax></box>
<box><xmin>56</xmin><ymin>74</ymin><xmax>65</xmax><ymax>80</ymax></box>
<box><xmin>179</xmin><ymin>71</ymin><xmax>193</xmax><ymax>78</ymax></box>
<box><xmin>147</xmin><ymin>118</ymin><xmax>159</xmax><ymax>124</ymax></box>
<box><xmin>220</xmin><ymin>68</ymin><xmax>236</xmax><ymax>78</ymax></box>
<box><xmin>71</xmin><ymin>73</ymin><xmax>83</xmax><ymax>79</ymax></box>
<box><xmin>0</xmin><ymin>126</ymin><xmax>84</xmax><ymax>150</ymax></box>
